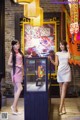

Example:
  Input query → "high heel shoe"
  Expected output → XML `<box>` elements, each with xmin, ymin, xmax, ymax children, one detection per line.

<box><xmin>59</xmin><ymin>112</ymin><xmax>66</xmax><ymax>115</ymax></box>
<box><xmin>59</xmin><ymin>111</ymin><xmax>66</xmax><ymax>115</ymax></box>
<box><xmin>11</xmin><ymin>105</ymin><xmax>14</xmax><ymax>112</ymax></box>
<box><xmin>59</xmin><ymin>105</ymin><xmax>66</xmax><ymax>115</ymax></box>
<box><xmin>11</xmin><ymin>106</ymin><xmax>22</xmax><ymax>115</ymax></box>
<box><xmin>11</xmin><ymin>105</ymin><xmax>19</xmax><ymax>115</ymax></box>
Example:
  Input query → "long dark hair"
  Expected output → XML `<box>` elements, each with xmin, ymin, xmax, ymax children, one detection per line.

<box><xmin>59</xmin><ymin>40</ymin><xmax>67</xmax><ymax>51</ymax></box>
<box><xmin>11</xmin><ymin>40</ymin><xmax>24</xmax><ymax>75</ymax></box>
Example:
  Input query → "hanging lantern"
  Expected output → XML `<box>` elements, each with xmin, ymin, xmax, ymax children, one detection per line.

<box><xmin>24</xmin><ymin>0</ymin><xmax>40</xmax><ymax>18</ymax></box>
<box><xmin>30</xmin><ymin>8</ymin><xmax>43</xmax><ymax>26</ymax></box>
<box><xmin>13</xmin><ymin>0</ymin><xmax>33</xmax><ymax>4</ymax></box>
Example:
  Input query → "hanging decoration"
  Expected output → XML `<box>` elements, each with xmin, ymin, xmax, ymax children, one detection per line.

<box><xmin>24</xmin><ymin>0</ymin><xmax>40</xmax><ymax>18</ymax></box>
<box><xmin>24</xmin><ymin>0</ymin><xmax>43</xmax><ymax>26</ymax></box>
<box><xmin>62</xmin><ymin>2</ymin><xmax>80</xmax><ymax>65</ymax></box>
<box><xmin>74</xmin><ymin>0</ymin><xmax>79</xmax><ymax>33</ymax></box>
<box><xmin>13</xmin><ymin>0</ymin><xmax>33</xmax><ymax>4</ymax></box>
<box><xmin>67</xmin><ymin>22</ymin><xmax>80</xmax><ymax>65</ymax></box>
<box><xmin>30</xmin><ymin>7</ymin><xmax>43</xmax><ymax>26</ymax></box>
<box><xmin>68</xmin><ymin>0</ymin><xmax>79</xmax><ymax>35</ymax></box>
<box><xmin>14</xmin><ymin>0</ymin><xmax>43</xmax><ymax>26</ymax></box>
<box><xmin>65</xmin><ymin>0</ymin><xmax>80</xmax><ymax>65</ymax></box>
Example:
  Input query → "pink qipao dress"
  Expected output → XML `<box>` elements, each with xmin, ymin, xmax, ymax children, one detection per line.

<box><xmin>10</xmin><ymin>52</ymin><xmax>23</xmax><ymax>83</ymax></box>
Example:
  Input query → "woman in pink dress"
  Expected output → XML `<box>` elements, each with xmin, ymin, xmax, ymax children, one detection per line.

<box><xmin>8</xmin><ymin>40</ymin><xmax>24</xmax><ymax>115</ymax></box>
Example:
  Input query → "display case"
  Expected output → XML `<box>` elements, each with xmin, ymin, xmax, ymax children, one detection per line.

<box><xmin>24</xmin><ymin>57</ymin><xmax>50</xmax><ymax>120</ymax></box>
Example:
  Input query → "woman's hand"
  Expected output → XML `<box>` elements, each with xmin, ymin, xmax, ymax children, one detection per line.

<box><xmin>16</xmin><ymin>64</ymin><xmax>22</xmax><ymax>68</ymax></box>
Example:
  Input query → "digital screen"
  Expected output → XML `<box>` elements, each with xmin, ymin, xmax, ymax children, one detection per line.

<box><xmin>24</xmin><ymin>24</ymin><xmax>55</xmax><ymax>57</ymax></box>
<box><xmin>25</xmin><ymin>58</ymin><xmax>47</xmax><ymax>91</ymax></box>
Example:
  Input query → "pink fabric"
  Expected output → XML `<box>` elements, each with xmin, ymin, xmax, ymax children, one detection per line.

<box><xmin>16</xmin><ymin>53</ymin><xmax>23</xmax><ymax>67</ymax></box>
<box><xmin>11</xmin><ymin>53</ymin><xmax>23</xmax><ymax>83</ymax></box>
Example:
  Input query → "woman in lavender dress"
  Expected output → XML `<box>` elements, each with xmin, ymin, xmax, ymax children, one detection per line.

<box><xmin>8</xmin><ymin>40</ymin><xmax>24</xmax><ymax>115</ymax></box>
<box><xmin>49</xmin><ymin>41</ymin><xmax>71</xmax><ymax>115</ymax></box>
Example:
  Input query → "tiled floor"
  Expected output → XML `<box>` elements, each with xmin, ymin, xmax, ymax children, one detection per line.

<box><xmin>0</xmin><ymin>98</ymin><xmax>80</xmax><ymax>120</ymax></box>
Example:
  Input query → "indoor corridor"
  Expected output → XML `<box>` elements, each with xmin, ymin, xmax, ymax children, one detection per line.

<box><xmin>0</xmin><ymin>98</ymin><xmax>80</xmax><ymax>120</ymax></box>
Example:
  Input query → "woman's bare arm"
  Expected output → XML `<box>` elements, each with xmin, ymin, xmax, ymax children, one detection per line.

<box><xmin>49</xmin><ymin>55</ymin><xmax>59</xmax><ymax>66</ymax></box>
<box><xmin>8</xmin><ymin>53</ymin><xmax>13</xmax><ymax>67</ymax></box>
<box><xmin>67</xmin><ymin>44</ymin><xmax>71</xmax><ymax>59</ymax></box>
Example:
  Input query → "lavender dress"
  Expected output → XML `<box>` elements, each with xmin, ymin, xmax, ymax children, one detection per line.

<box><xmin>10</xmin><ymin>52</ymin><xmax>23</xmax><ymax>83</ymax></box>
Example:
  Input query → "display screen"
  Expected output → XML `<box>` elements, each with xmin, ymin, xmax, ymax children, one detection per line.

<box><xmin>24</xmin><ymin>24</ymin><xmax>55</xmax><ymax>57</ymax></box>
<box><xmin>26</xmin><ymin>60</ymin><xmax>35</xmax><ymax>74</ymax></box>
<box><xmin>25</xmin><ymin>58</ymin><xmax>47</xmax><ymax>91</ymax></box>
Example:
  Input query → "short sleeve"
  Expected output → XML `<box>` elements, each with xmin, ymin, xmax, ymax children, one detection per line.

<box><xmin>68</xmin><ymin>52</ymin><xmax>71</xmax><ymax>59</ymax></box>
<box><xmin>56</xmin><ymin>52</ymin><xmax>59</xmax><ymax>56</ymax></box>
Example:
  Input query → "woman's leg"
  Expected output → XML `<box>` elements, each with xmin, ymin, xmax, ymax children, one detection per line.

<box><xmin>12</xmin><ymin>82</ymin><xmax>23</xmax><ymax>112</ymax></box>
<box><xmin>14</xmin><ymin>84</ymin><xmax>17</xmax><ymax>97</ymax></box>
<box><xmin>13</xmin><ymin>84</ymin><xmax>18</xmax><ymax>111</ymax></box>
<box><xmin>59</xmin><ymin>83</ymin><xmax>63</xmax><ymax>112</ymax></box>
<box><xmin>59</xmin><ymin>83</ymin><xmax>66</xmax><ymax>113</ymax></box>
<box><xmin>59</xmin><ymin>83</ymin><xmax>63</xmax><ymax>97</ymax></box>
<box><xmin>59</xmin><ymin>82</ymin><xmax>68</xmax><ymax>113</ymax></box>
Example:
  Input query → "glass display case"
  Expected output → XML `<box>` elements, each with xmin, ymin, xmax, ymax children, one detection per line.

<box><xmin>24</xmin><ymin>57</ymin><xmax>48</xmax><ymax>92</ymax></box>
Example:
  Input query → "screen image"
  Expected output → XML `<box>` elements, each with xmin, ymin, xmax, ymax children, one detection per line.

<box><xmin>24</xmin><ymin>24</ymin><xmax>55</xmax><ymax>57</ymax></box>
<box><xmin>26</xmin><ymin>58</ymin><xmax>47</xmax><ymax>91</ymax></box>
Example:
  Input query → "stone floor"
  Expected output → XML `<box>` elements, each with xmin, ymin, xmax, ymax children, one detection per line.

<box><xmin>50</xmin><ymin>98</ymin><xmax>80</xmax><ymax>120</ymax></box>
<box><xmin>0</xmin><ymin>98</ymin><xmax>24</xmax><ymax>120</ymax></box>
<box><xmin>0</xmin><ymin>98</ymin><xmax>80</xmax><ymax>120</ymax></box>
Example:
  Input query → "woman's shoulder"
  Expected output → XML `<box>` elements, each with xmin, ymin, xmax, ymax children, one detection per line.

<box><xmin>10</xmin><ymin>52</ymin><xmax>12</xmax><ymax>56</ymax></box>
